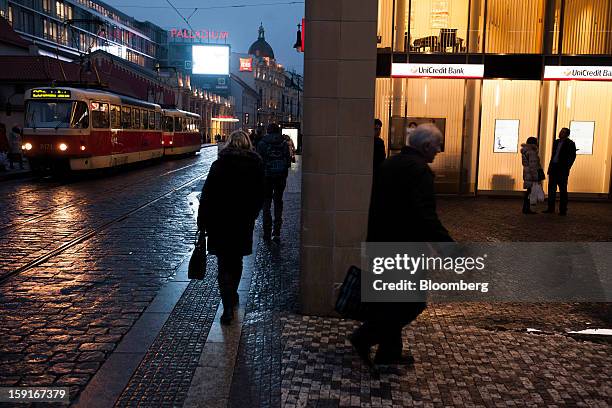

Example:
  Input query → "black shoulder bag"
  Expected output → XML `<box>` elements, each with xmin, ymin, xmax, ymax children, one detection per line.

<box><xmin>188</xmin><ymin>231</ymin><xmax>207</xmax><ymax>280</ymax></box>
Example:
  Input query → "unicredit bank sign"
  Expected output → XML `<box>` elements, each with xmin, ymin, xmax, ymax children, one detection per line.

<box><xmin>392</xmin><ymin>63</ymin><xmax>484</xmax><ymax>79</ymax></box>
<box><xmin>544</xmin><ymin>66</ymin><xmax>612</xmax><ymax>81</ymax></box>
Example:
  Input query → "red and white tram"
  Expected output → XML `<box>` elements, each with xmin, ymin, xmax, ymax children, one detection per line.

<box><xmin>162</xmin><ymin>109</ymin><xmax>202</xmax><ymax>156</ymax></box>
<box><xmin>22</xmin><ymin>87</ymin><xmax>202</xmax><ymax>171</ymax></box>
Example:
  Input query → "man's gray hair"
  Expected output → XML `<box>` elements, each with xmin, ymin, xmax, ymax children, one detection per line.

<box><xmin>408</xmin><ymin>123</ymin><xmax>443</xmax><ymax>149</ymax></box>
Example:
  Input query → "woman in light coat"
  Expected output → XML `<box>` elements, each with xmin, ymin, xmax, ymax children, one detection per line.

<box><xmin>520</xmin><ymin>137</ymin><xmax>543</xmax><ymax>214</ymax></box>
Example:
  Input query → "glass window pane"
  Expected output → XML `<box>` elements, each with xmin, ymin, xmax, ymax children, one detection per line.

<box><xmin>562</xmin><ymin>0</ymin><xmax>612</xmax><ymax>55</ymax></box>
<box><xmin>485</xmin><ymin>0</ymin><xmax>545</xmax><ymax>53</ymax></box>
<box><xmin>91</xmin><ymin>102</ymin><xmax>109</xmax><ymax>129</ymax></box>
<box><xmin>142</xmin><ymin>110</ymin><xmax>149</xmax><ymax>130</ymax></box>
<box><xmin>110</xmin><ymin>105</ymin><xmax>120</xmax><ymax>128</ymax></box>
<box><xmin>407</xmin><ymin>0</ymin><xmax>469</xmax><ymax>53</ymax></box>
<box><xmin>121</xmin><ymin>106</ymin><xmax>131</xmax><ymax>129</ymax></box>
<box><xmin>133</xmin><ymin>108</ymin><xmax>140</xmax><ymax>129</ymax></box>
<box><xmin>149</xmin><ymin>111</ymin><xmax>155</xmax><ymax>129</ymax></box>
<box><xmin>71</xmin><ymin>101</ymin><xmax>89</xmax><ymax>129</ymax></box>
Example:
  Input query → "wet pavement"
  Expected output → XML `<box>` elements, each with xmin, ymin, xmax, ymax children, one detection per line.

<box><xmin>0</xmin><ymin>152</ymin><xmax>610</xmax><ymax>407</ymax></box>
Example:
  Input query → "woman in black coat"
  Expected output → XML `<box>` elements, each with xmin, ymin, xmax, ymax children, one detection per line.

<box><xmin>198</xmin><ymin>130</ymin><xmax>264</xmax><ymax>324</ymax></box>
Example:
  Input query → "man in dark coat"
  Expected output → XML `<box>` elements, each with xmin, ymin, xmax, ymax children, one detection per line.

<box><xmin>373</xmin><ymin>119</ymin><xmax>386</xmax><ymax>172</ymax></box>
<box><xmin>351</xmin><ymin>123</ymin><xmax>453</xmax><ymax>366</ymax></box>
<box><xmin>198</xmin><ymin>131</ymin><xmax>264</xmax><ymax>324</ymax></box>
<box><xmin>543</xmin><ymin>127</ymin><xmax>576</xmax><ymax>216</ymax></box>
<box><xmin>257</xmin><ymin>123</ymin><xmax>291</xmax><ymax>243</ymax></box>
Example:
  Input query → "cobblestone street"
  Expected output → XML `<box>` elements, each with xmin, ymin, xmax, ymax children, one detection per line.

<box><xmin>0</xmin><ymin>153</ymin><xmax>610</xmax><ymax>407</ymax></box>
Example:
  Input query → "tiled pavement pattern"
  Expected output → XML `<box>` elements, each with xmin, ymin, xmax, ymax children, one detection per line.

<box><xmin>0</xmin><ymin>149</ymin><xmax>216</xmax><ymax>404</ymax></box>
<box><xmin>227</xmin><ymin>169</ymin><xmax>302</xmax><ymax>408</ymax></box>
<box><xmin>114</xmin><ymin>260</ymin><xmax>221</xmax><ymax>407</ymax></box>
<box><xmin>278</xmin><ymin>196</ymin><xmax>611</xmax><ymax>407</ymax></box>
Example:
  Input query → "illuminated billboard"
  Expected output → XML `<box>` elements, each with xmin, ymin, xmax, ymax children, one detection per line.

<box><xmin>192</xmin><ymin>45</ymin><xmax>230</xmax><ymax>76</ymax></box>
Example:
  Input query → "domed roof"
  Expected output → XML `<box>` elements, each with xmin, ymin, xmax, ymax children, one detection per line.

<box><xmin>248</xmin><ymin>23</ymin><xmax>275</xmax><ymax>59</ymax></box>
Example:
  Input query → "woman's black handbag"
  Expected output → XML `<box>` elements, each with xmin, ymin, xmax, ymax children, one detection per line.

<box><xmin>188</xmin><ymin>231</ymin><xmax>207</xmax><ymax>280</ymax></box>
<box><xmin>335</xmin><ymin>265</ymin><xmax>368</xmax><ymax>321</ymax></box>
<box><xmin>538</xmin><ymin>168</ymin><xmax>546</xmax><ymax>181</ymax></box>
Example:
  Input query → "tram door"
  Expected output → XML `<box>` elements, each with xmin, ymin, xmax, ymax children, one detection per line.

<box><xmin>110</xmin><ymin>104</ymin><xmax>123</xmax><ymax>165</ymax></box>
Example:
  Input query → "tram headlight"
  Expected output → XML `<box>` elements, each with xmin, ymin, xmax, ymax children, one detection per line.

<box><xmin>80</xmin><ymin>145</ymin><xmax>86</xmax><ymax>151</ymax></box>
<box><xmin>59</xmin><ymin>143</ymin><xmax>68</xmax><ymax>151</ymax></box>
<box><xmin>23</xmin><ymin>142</ymin><xmax>33</xmax><ymax>151</ymax></box>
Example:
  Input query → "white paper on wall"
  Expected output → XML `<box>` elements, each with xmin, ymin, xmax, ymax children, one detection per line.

<box><xmin>569</xmin><ymin>121</ymin><xmax>595</xmax><ymax>155</ymax></box>
<box><xmin>494</xmin><ymin>119</ymin><xmax>520</xmax><ymax>153</ymax></box>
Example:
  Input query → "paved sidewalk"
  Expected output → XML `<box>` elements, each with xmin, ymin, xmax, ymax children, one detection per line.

<box><xmin>71</xmin><ymin>157</ymin><xmax>610</xmax><ymax>407</ymax></box>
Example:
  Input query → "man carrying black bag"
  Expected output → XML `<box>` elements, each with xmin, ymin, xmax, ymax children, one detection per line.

<box><xmin>350</xmin><ymin>124</ymin><xmax>453</xmax><ymax>366</ymax></box>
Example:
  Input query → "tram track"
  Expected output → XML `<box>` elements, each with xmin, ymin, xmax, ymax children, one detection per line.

<box><xmin>0</xmin><ymin>170</ymin><xmax>206</xmax><ymax>285</ymax></box>
<box><xmin>0</xmin><ymin>158</ymin><xmax>205</xmax><ymax>234</ymax></box>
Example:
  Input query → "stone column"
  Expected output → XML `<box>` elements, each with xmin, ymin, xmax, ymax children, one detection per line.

<box><xmin>301</xmin><ymin>0</ymin><xmax>378</xmax><ymax>315</ymax></box>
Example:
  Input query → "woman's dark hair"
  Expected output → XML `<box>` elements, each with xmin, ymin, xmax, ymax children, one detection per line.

<box><xmin>526</xmin><ymin>137</ymin><xmax>538</xmax><ymax>145</ymax></box>
<box><xmin>374</xmin><ymin>118</ymin><xmax>382</xmax><ymax>127</ymax></box>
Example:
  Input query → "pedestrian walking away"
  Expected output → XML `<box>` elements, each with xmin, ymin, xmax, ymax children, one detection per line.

<box><xmin>8</xmin><ymin>126</ymin><xmax>24</xmax><ymax>170</ymax></box>
<box><xmin>197</xmin><ymin>130</ymin><xmax>264</xmax><ymax>325</ymax></box>
<box><xmin>257</xmin><ymin>122</ymin><xmax>291</xmax><ymax>243</ymax></box>
<box><xmin>543</xmin><ymin>127</ymin><xmax>576</xmax><ymax>216</ymax></box>
<box><xmin>283</xmin><ymin>133</ymin><xmax>296</xmax><ymax>163</ymax></box>
<box><xmin>520</xmin><ymin>137</ymin><xmax>544</xmax><ymax>214</ymax></box>
<box><xmin>351</xmin><ymin>123</ymin><xmax>453</xmax><ymax>367</ymax></box>
<box><xmin>373</xmin><ymin>118</ymin><xmax>386</xmax><ymax>173</ymax></box>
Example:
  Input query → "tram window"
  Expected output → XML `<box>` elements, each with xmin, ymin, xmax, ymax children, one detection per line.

<box><xmin>149</xmin><ymin>111</ymin><xmax>155</xmax><ymax>129</ymax></box>
<box><xmin>155</xmin><ymin>112</ymin><xmax>161</xmax><ymax>130</ymax></box>
<box><xmin>174</xmin><ymin>117</ymin><xmax>182</xmax><ymax>132</ymax></box>
<box><xmin>121</xmin><ymin>106</ymin><xmax>131</xmax><ymax>129</ymax></box>
<box><xmin>91</xmin><ymin>102</ymin><xmax>109</xmax><ymax>129</ymax></box>
<box><xmin>142</xmin><ymin>110</ymin><xmax>149</xmax><ymax>130</ymax></box>
<box><xmin>71</xmin><ymin>101</ymin><xmax>89</xmax><ymax>129</ymax></box>
<box><xmin>163</xmin><ymin>116</ymin><xmax>173</xmax><ymax>132</ymax></box>
<box><xmin>110</xmin><ymin>105</ymin><xmax>120</xmax><ymax>128</ymax></box>
<box><xmin>133</xmin><ymin>108</ymin><xmax>140</xmax><ymax>129</ymax></box>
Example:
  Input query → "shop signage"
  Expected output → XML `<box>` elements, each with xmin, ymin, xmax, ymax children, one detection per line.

<box><xmin>392</xmin><ymin>63</ymin><xmax>484</xmax><ymax>79</ymax></box>
<box><xmin>169</xmin><ymin>28</ymin><xmax>229</xmax><ymax>41</ymax></box>
<box><xmin>240</xmin><ymin>58</ymin><xmax>253</xmax><ymax>72</ymax></box>
<box><xmin>544</xmin><ymin>66</ymin><xmax>612</xmax><ymax>81</ymax></box>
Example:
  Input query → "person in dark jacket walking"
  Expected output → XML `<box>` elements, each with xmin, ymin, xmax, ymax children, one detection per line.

<box><xmin>543</xmin><ymin>127</ymin><xmax>576</xmax><ymax>216</ymax></box>
<box><xmin>257</xmin><ymin>123</ymin><xmax>291</xmax><ymax>243</ymax></box>
<box><xmin>373</xmin><ymin>119</ymin><xmax>386</xmax><ymax>172</ymax></box>
<box><xmin>351</xmin><ymin>123</ymin><xmax>453</xmax><ymax>366</ymax></box>
<box><xmin>198</xmin><ymin>130</ymin><xmax>264</xmax><ymax>324</ymax></box>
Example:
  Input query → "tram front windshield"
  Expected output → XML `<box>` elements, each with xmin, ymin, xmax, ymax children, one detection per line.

<box><xmin>26</xmin><ymin>101</ymin><xmax>89</xmax><ymax>129</ymax></box>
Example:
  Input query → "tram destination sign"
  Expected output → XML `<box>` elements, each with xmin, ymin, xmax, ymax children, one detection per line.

<box><xmin>392</xmin><ymin>63</ymin><xmax>484</xmax><ymax>79</ymax></box>
<box><xmin>31</xmin><ymin>89</ymin><xmax>71</xmax><ymax>99</ymax></box>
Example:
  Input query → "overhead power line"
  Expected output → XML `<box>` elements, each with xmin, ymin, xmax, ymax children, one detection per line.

<box><xmin>103</xmin><ymin>1</ymin><xmax>304</xmax><ymax>10</ymax></box>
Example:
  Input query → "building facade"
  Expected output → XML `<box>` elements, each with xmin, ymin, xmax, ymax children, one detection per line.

<box><xmin>230</xmin><ymin>73</ymin><xmax>259</xmax><ymax>131</ymax></box>
<box><xmin>0</xmin><ymin>16</ymin><xmax>235</xmax><ymax>141</ymax></box>
<box><xmin>2</xmin><ymin>0</ymin><xmax>167</xmax><ymax>68</ymax></box>
<box><xmin>234</xmin><ymin>24</ymin><xmax>302</xmax><ymax>127</ymax></box>
<box><xmin>301</xmin><ymin>0</ymin><xmax>612</xmax><ymax>315</ymax></box>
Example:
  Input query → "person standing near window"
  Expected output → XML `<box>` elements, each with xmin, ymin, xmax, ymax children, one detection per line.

<box><xmin>520</xmin><ymin>137</ymin><xmax>543</xmax><ymax>214</ymax></box>
<box><xmin>543</xmin><ymin>128</ymin><xmax>576</xmax><ymax>216</ymax></box>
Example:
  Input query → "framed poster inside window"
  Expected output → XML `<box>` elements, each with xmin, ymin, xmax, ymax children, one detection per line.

<box><xmin>494</xmin><ymin>119</ymin><xmax>519</xmax><ymax>153</ymax></box>
<box><xmin>569</xmin><ymin>121</ymin><xmax>595</xmax><ymax>155</ymax></box>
